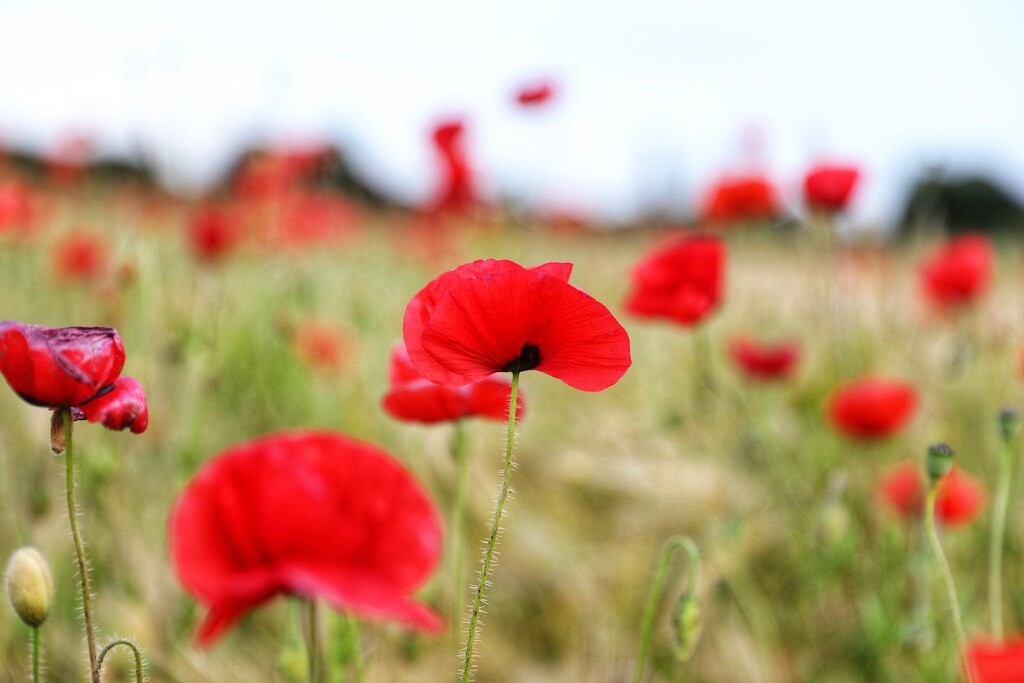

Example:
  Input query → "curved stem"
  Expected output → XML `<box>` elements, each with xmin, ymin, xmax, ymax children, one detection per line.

<box><xmin>32</xmin><ymin>626</ymin><xmax>40</xmax><ymax>683</ymax></box>
<box><xmin>989</xmin><ymin>438</ymin><xmax>1013</xmax><ymax>640</ymax></box>
<box><xmin>632</xmin><ymin>536</ymin><xmax>700</xmax><ymax>683</ymax></box>
<box><xmin>460</xmin><ymin>371</ymin><xmax>520</xmax><ymax>682</ymax></box>
<box><xmin>925</xmin><ymin>486</ymin><xmax>973</xmax><ymax>682</ymax></box>
<box><xmin>97</xmin><ymin>638</ymin><xmax>144</xmax><ymax>683</ymax></box>
<box><xmin>450</xmin><ymin>420</ymin><xmax>469</xmax><ymax>645</ymax></box>
<box><xmin>62</xmin><ymin>408</ymin><xmax>100</xmax><ymax>683</ymax></box>
<box><xmin>346</xmin><ymin>613</ymin><xmax>365</xmax><ymax>683</ymax></box>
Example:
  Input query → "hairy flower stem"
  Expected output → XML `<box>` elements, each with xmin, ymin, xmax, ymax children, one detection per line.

<box><xmin>62</xmin><ymin>408</ymin><xmax>100</xmax><ymax>683</ymax></box>
<box><xmin>461</xmin><ymin>371</ymin><xmax>520</xmax><ymax>682</ymax></box>
<box><xmin>97</xmin><ymin>639</ymin><xmax>144</xmax><ymax>683</ymax></box>
<box><xmin>633</xmin><ymin>536</ymin><xmax>700</xmax><ymax>683</ymax></box>
<box><xmin>450</xmin><ymin>420</ymin><xmax>469</xmax><ymax>645</ymax></box>
<box><xmin>925</xmin><ymin>486</ymin><xmax>973</xmax><ymax>682</ymax></box>
<box><xmin>32</xmin><ymin>626</ymin><xmax>40</xmax><ymax>683</ymax></box>
<box><xmin>989</xmin><ymin>436</ymin><xmax>1014</xmax><ymax>640</ymax></box>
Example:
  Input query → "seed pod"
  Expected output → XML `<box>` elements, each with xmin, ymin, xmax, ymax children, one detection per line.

<box><xmin>925</xmin><ymin>443</ymin><xmax>955</xmax><ymax>485</ymax></box>
<box><xmin>5</xmin><ymin>547</ymin><xmax>54</xmax><ymax>627</ymax></box>
<box><xmin>1000</xmin><ymin>408</ymin><xmax>1021</xmax><ymax>444</ymax></box>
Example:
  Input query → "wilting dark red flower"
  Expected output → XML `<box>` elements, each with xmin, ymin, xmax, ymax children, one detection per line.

<box><xmin>0</xmin><ymin>181</ymin><xmax>34</xmax><ymax>234</ymax></box>
<box><xmin>625</xmin><ymin>235</ymin><xmax>725</xmax><ymax>327</ymax></box>
<box><xmin>188</xmin><ymin>205</ymin><xmax>242</xmax><ymax>263</ymax></box>
<box><xmin>827</xmin><ymin>377</ymin><xmax>917</xmax><ymax>440</ymax></box>
<box><xmin>919</xmin><ymin>234</ymin><xmax>994</xmax><ymax>310</ymax></box>
<box><xmin>514</xmin><ymin>79</ymin><xmax>556</xmax><ymax>107</ymax></box>
<box><xmin>404</xmin><ymin>259</ymin><xmax>630</xmax><ymax>391</ymax></box>
<box><xmin>803</xmin><ymin>164</ymin><xmax>860</xmax><ymax>213</ymax></box>
<box><xmin>878</xmin><ymin>462</ymin><xmax>984</xmax><ymax>526</ymax></box>
<box><xmin>428</xmin><ymin>119</ymin><xmax>475</xmax><ymax>215</ymax></box>
<box><xmin>700</xmin><ymin>175</ymin><xmax>779</xmax><ymax>225</ymax></box>
<box><xmin>968</xmin><ymin>637</ymin><xmax>1024</xmax><ymax>682</ymax></box>
<box><xmin>728</xmin><ymin>336</ymin><xmax>799</xmax><ymax>381</ymax></box>
<box><xmin>0</xmin><ymin>321</ymin><xmax>148</xmax><ymax>433</ymax></box>
<box><xmin>169</xmin><ymin>431</ymin><xmax>443</xmax><ymax>644</ymax></box>
<box><xmin>383</xmin><ymin>344</ymin><xmax>525</xmax><ymax>424</ymax></box>
<box><xmin>53</xmin><ymin>233</ymin><xmax>108</xmax><ymax>282</ymax></box>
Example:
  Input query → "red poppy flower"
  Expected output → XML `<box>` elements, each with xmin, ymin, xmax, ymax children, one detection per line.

<box><xmin>0</xmin><ymin>181</ymin><xmax>34</xmax><ymax>234</ymax></box>
<box><xmin>514</xmin><ymin>79</ymin><xmax>556</xmax><ymax>107</ymax></box>
<box><xmin>428</xmin><ymin>119</ymin><xmax>476</xmax><ymax>215</ymax></box>
<box><xmin>878</xmin><ymin>462</ymin><xmax>984</xmax><ymax>527</ymax></box>
<box><xmin>403</xmin><ymin>259</ymin><xmax>630</xmax><ymax>391</ymax></box>
<box><xmin>53</xmin><ymin>233</ymin><xmax>108</xmax><ymax>282</ymax></box>
<box><xmin>803</xmin><ymin>164</ymin><xmax>860</xmax><ymax>213</ymax></box>
<box><xmin>968</xmin><ymin>636</ymin><xmax>1024</xmax><ymax>682</ymax></box>
<box><xmin>728</xmin><ymin>336</ymin><xmax>799</xmax><ymax>381</ymax></box>
<box><xmin>625</xmin><ymin>235</ymin><xmax>725</xmax><ymax>326</ymax></box>
<box><xmin>383</xmin><ymin>344</ymin><xmax>525</xmax><ymax>424</ymax></box>
<box><xmin>919</xmin><ymin>234</ymin><xmax>994</xmax><ymax>310</ymax></box>
<box><xmin>169</xmin><ymin>430</ymin><xmax>443</xmax><ymax>645</ymax></box>
<box><xmin>294</xmin><ymin>320</ymin><xmax>351</xmax><ymax>372</ymax></box>
<box><xmin>188</xmin><ymin>205</ymin><xmax>242</xmax><ymax>263</ymax></box>
<box><xmin>827</xmin><ymin>377</ymin><xmax>917</xmax><ymax>440</ymax></box>
<box><xmin>0</xmin><ymin>321</ymin><xmax>148</xmax><ymax>433</ymax></box>
<box><xmin>700</xmin><ymin>175</ymin><xmax>779</xmax><ymax>225</ymax></box>
<box><xmin>276</xmin><ymin>191</ymin><xmax>357</xmax><ymax>247</ymax></box>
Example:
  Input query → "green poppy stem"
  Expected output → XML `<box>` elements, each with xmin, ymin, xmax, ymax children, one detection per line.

<box><xmin>305</xmin><ymin>599</ymin><xmax>322</xmax><ymax>683</ymax></box>
<box><xmin>32</xmin><ymin>626</ymin><xmax>40</xmax><ymax>683</ymax></box>
<box><xmin>989</xmin><ymin>426</ymin><xmax>1015</xmax><ymax>640</ymax></box>
<box><xmin>97</xmin><ymin>638</ymin><xmax>144</xmax><ymax>683</ymax></box>
<box><xmin>345</xmin><ymin>613</ymin><xmax>365</xmax><ymax>683</ymax></box>
<box><xmin>461</xmin><ymin>371</ymin><xmax>520</xmax><ymax>682</ymax></box>
<box><xmin>925</xmin><ymin>485</ymin><xmax>973</xmax><ymax>682</ymax></box>
<box><xmin>450</xmin><ymin>419</ymin><xmax>469</xmax><ymax>645</ymax></box>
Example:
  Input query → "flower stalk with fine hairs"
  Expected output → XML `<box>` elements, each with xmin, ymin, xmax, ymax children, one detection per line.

<box><xmin>990</xmin><ymin>408</ymin><xmax>1020</xmax><ymax>640</ymax></box>
<box><xmin>633</xmin><ymin>535</ymin><xmax>702</xmax><ymax>683</ymax></box>
<box><xmin>97</xmin><ymin>638</ymin><xmax>144</xmax><ymax>683</ymax></box>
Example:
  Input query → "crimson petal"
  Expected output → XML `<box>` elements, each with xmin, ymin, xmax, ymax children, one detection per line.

<box><xmin>77</xmin><ymin>377</ymin><xmax>149</xmax><ymax>433</ymax></box>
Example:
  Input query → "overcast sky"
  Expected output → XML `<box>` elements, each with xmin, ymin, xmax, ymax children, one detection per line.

<box><xmin>1</xmin><ymin>0</ymin><xmax>1022</xmax><ymax>225</ymax></box>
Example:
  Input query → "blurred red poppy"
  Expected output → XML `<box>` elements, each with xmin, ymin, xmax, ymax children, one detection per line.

<box><xmin>404</xmin><ymin>259</ymin><xmax>630</xmax><ymax>391</ymax></box>
<box><xmin>919</xmin><ymin>234</ymin><xmax>993</xmax><ymax>310</ymax></box>
<box><xmin>169</xmin><ymin>431</ymin><xmax>443</xmax><ymax>645</ymax></box>
<box><xmin>429</xmin><ymin>119</ymin><xmax>475</xmax><ymax>215</ymax></box>
<box><xmin>514</xmin><ymin>80</ymin><xmax>556</xmax><ymax>107</ymax></box>
<box><xmin>728</xmin><ymin>336</ymin><xmax>799</xmax><ymax>381</ymax></box>
<box><xmin>0</xmin><ymin>321</ymin><xmax>148</xmax><ymax>433</ymax></box>
<box><xmin>276</xmin><ymin>191</ymin><xmax>357</xmax><ymax>247</ymax></box>
<box><xmin>0</xmin><ymin>181</ymin><xmax>35</xmax><ymax>234</ymax></box>
<box><xmin>47</xmin><ymin>134</ymin><xmax>91</xmax><ymax>185</ymax></box>
<box><xmin>968</xmin><ymin>637</ymin><xmax>1024</xmax><ymax>682</ymax></box>
<box><xmin>700</xmin><ymin>175</ymin><xmax>779</xmax><ymax>225</ymax></box>
<box><xmin>625</xmin><ymin>235</ymin><xmax>725</xmax><ymax>326</ymax></box>
<box><xmin>803</xmin><ymin>164</ymin><xmax>860</xmax><ymax>213</ymax></box>
<box><xmin>382</xmin><ymin>343</ymin><xmax>525</xmax><ymax>424</ymax></box>
<box><xmin>294</xmin><ymin>320</ymin><xmax>350</xmax><ymax>372</ymax></box>
<box><xmin>827</xmin><ymin>377</ymin><xmax>917</xmax><ymax>440</ymax></box>
<box><xmin>878</xmin><ymin>461</ymin><xmax>984</xmax><ymax>526</ymax></box>
<box><xmin>188</xmin><ymin>205</ymin><xmax>242</xmax><ymax>263</ymax></box>
<box><xmin>53</xmin><ymin>233</ymin><xmax>108</xmax><ymax>282</ymax></box>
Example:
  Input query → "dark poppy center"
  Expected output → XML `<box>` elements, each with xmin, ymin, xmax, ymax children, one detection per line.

<box><xmin>502</xmin><ymin>343</ymin><xmax>542</xmax><ymax>373</ymax></box>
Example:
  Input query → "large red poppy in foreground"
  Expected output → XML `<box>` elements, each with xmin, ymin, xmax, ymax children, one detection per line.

<box><xmin>968</xmin><ymin>637</ymin><xmax>1024</xmax><ymax>682</ymax></box>
<box><xmin>625</xmin><ymin>235</ymin><xmax>725</xmax><ymax>327</ymax></box>
<box><xmin>878</xmin><ymin>461</ymin><xmax>984</xmax><ymax>527</ymax></box>
<box><xmin>0</xmin><ymin>321</ymin><xmax>148</xmax><ymax>433</ymax></box>
<box><xmin>404</xmin><ymin>259</ymin><xmax>630</xmax><ymax>391</ymax></box>
<box><xmin>169</xmin><ymin>431</ymin><xmax>443</xmax><ymax>645</ymax></box>
<box><xmin>919</xmin><ymin>234</ymin><xmax>993</xmax><ymax>310</ymax></box>
<box><xmin>827</xmin><ymin>377</ymin><xmax>917</xmax><ymax>440</ymax></box>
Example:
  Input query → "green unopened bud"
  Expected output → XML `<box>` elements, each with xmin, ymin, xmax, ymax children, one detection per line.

<box><xmin>5</xmin><ymin>547</ymin><xmax>54</xmax><ymax>627</ymax></box>
<box><xmin>672</xmin><ymin>591</ymin><xmax>703</xmax><ymax>663</ymax></box>
<box><xmin>925</xmin><ymin>443</ymin><xmax>955</xmax><ymax>485</ymax></box>
<box><xmin>1000</xmin><ymin>407</ymin><xmax>1021</xmax><ymax>444</ymax></box>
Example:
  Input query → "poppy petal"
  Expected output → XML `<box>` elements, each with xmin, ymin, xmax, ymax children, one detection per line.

<box><xmin>77</xmin><ymin>377</ymin><xmax>149</xmax><ymax>433</ymax></box>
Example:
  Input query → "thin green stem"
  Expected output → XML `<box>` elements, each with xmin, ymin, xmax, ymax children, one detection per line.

<box><xmin>346</xmin><ymin>613</ymin><xmax>365</xmax><ymax>683</ymax></box>
<box><xmin>97</xmin><ymin>638</ymin><xmax>144</xmax><ymax>683</ymax></box>
<box><xmin>32</xmin><ymin>626</ymin><xmax>40</xmax><ymax>683</ymax></box>
<box><xmin>305</xmin><ymin>599</ymin><xmax>321</xmax><ymax>683</ymax></box>
<box><xmin>460</xmin><ymin>371</ymin><xmax>520</xmax><ymax>683</ymax></box>
<box><xmin>989</xmin><ymin>438</ymin><xmax>1013</xmax><ymax>640</ymax></box>
<box><xmin>632</xmin><ymin>535</ymin><xmax>700</xmax><ymax>683</ymax></box>
<box><xmin>62</xmin><ymin>408</ymin><xmax>100</xmax><ymax>683</ymax></box>
<box><xmin>925</xmin><ymin>486</ymin><xmax>972</xmax><ymax>682</ymax></box>
<box><xmin>450</xmin><ymin>420</ymin><xmax>469</xmax><ymax>645</ymax></box>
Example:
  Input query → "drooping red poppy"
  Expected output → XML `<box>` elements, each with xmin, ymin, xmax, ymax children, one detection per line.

<box><xmin>700</xmin><ymin>175</ymin><xmax>779</xmax><ymax>225</ymax></box>
<box><xmin>428</xmin><ymin>119</ymin><xmax>476</xmax><ymax>215</ymax></box>
<box><xmin>827</xmin><ymin>377</ymin><xmax>917</xmax><ymax>440</ymax></box>
<box><xmin>0</xmin><ymin>321</ymin><xmax>148</xmax><ymax>433</ymax></box>
<box><xmin>968</xmin><ymin>637</ymin><xmax>1024</xmax><ymax>682</ymax></box>
<box><xmin>919</xmin><ymin>234</ymin><xmax>994</xmax><ymax>310</ymax></box>
<box><xmin>803</xmin><ymin>164</ymin><xmax>860</xmax><ymax>213</ymax></box>
<box><xmin>728</xmin><ymin>336</ymin><xmax>799</xmax><ymax>381</ymax></box>
<box><xmin>168</xmin><ymin>430</ymin><xmax>443</xmax><ymax>645</ymax></box>
<box><xmin>383</xmin><ymin>343</ymin><xmax>525</xmax><ymax>424</ymax></box>
<box><xmin>52</xmin><ymin>233</ymin><xmax>108</xmax><ymax>282</ymax></box>
<box><xmin>878</xmin><ymin>461</ymin><xmax>984</xmax><ymax>527</ymax></box>
<box><xmin>514</xmin><ymin>79</ymin><xmax>556</xmax><ymax>107</ymax></box>
<box><xmin>187</xmin><ymin>205</ymin><xmax>242</xmax><ymax>263</ymax></box>
<box><xmin>625</xmin><ymin>235</ymin><xmax>725</xmax><ymax>327</ymax></box>
<box><xmin>403</xmin><ymin>259</ymin><xmax>630</xmax><ymax>391</ymax></box>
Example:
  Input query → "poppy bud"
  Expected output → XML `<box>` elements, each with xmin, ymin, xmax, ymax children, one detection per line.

<box><xmin>50</xmin><ymin>409</ymin><xmax>66</xmax><ymax>456</ymax></box>
<box><xmin>925</xmin><ymin>443</ymin><xmax>955</xmax><ymax>485</ymax></box>
<box><xmin>672</xmin><ymin>590</ymin><xmax>703</xmax><ymax>663</ymax></box>
<box><xmin>5</xmin><ymin>547</ymin><xmax>54</xmax><ymax>627</ymax></box>
<box><xmin>1000</xmin><ymin>407</ymin><xmax>1021</xmax><ymax>444</ymax></box>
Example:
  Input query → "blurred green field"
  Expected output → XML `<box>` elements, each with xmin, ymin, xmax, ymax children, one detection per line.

<box><xmin>2</xmin><ymin>185</ymin><xmax>1023</xmax><ymax>682</ymax></box>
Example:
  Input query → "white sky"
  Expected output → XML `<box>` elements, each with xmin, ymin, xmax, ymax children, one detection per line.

<box><xmin>1</xmin><ymin>0</ymin><xmax>1022</xmax><ymax>225</ymax></box>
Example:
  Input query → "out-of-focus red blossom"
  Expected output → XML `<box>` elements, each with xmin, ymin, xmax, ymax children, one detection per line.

<box><xmin>404</xmin><ymin>259</ymin><xmax>630</xmax><ymax>391</ymax></box>
<box><xmin>878</xmin><ymin>462</ymin><xmax>984</xmax><ymax>526</ymax></box>
<box><xmin>919</xmin><ymin>234</ymin><xmax>994</xmax><ymax>310</ymax></box>
<box><xmin>429</xmin><ymin>119</ymin><xmax>476</xmax><ymax>215</ymax></box>
<box><xmin>188</xmin><ymin>205</ymin><xmax>242</xmax><ymax>263</ymax></box>
<box><xmin>827</xmin><ymin>377</ymin><xmax>918</xmax><ymax>440</ymax></box>
<box><xmin>48</xmin><ymin>134</ymin><xmax>92</xmax><ymax>184</ymax></box>
<box><xmin>803</xmin><ymin>164</ymin><xmax>860</xmax><ymax>213</ymax></box>
<box><xmin>168</xmin><ymin>430</ymin><xmax>443</xmax><ymax>645</ymax></box>
<box><xmin>53</xmin><ymin>233</ymin><xmax>108</xmax><ymax>282</ymax></box>
<box><xmin>294</xmin><ymin>320</ymin><xmax>350</xmax><ymax>372</ymax></box>
<box><xmin>233</xmin><ymin>144</ymin><xmax>334</xmax><ymax>202</ymax></box>
<box><xmin>514</xmin><ymin>80</ymin><xmax>556</xmax><ymax>107</ymax></box>
<box><xmin>276</xmin><ymin>191</ymin><xmax>357</xmax><ymax>247</ymax></box>
<box><xmin>0</xmin><ymin>181</ymin><xmax>35</xmax><ymax>233</ymax></box>
<box><xmin>382</xmin><ymin>344</ymin><xmax>525</xmax><ymax>424</ymax></box>
<box><xmin>968</xmin><ymin>637</ymin><xmax>1024</xmax><ymax>682</ymax></box>
<box><xmin>0</xmin><ymin>321</ymin><xmax>148</xmax><ymax>433</ymax></box>
<box><xmin>700</xmin><ymin>175</ymin><xmax>779</xmax><ymax>225</ymax></box>
<box><xmin>728</xmin><ymin>336</ymin><xmax>800</xmax><ymax>381</ymax></box>
<box><xmin>625</xmin><ymin>235</ymin><xmax>725</xmax><ymax>327</ymax></box>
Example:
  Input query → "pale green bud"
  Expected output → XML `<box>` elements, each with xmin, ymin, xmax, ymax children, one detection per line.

<box><xmin>5</xmin><ymin>547</ymin><xmax>54</xmax><ymax>627</ymax></box>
